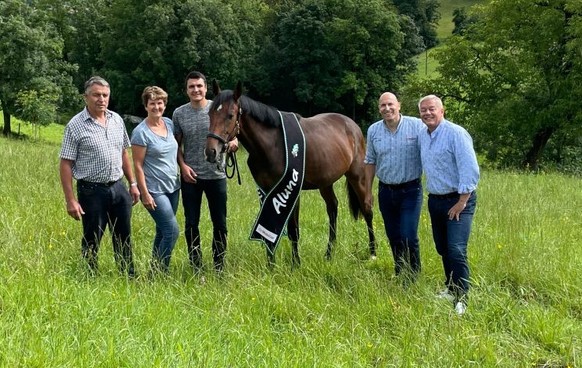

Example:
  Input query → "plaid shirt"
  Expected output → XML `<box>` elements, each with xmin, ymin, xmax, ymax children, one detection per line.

<box><xmin>60</xmin><ymin>107</ymin><xmax>130</xmax><ymax>183</ymax></box>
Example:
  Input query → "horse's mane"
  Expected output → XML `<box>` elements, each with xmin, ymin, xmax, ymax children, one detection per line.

<box><xmin>211</xmin><ymin>90</ymin><xmax>281</xmax><ymax>128</ymax></box>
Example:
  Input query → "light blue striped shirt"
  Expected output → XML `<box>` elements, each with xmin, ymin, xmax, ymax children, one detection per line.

<box><xmin>419</xmin><ymin>119</ymin><xmax>480</xmax><ymax>194</ymax></box>
<box><xmin>365</xmin><ymin>115</ymin><xmax>424</xmax><ymax>184</ymax></box>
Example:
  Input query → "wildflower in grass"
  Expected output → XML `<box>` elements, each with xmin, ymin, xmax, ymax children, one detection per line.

<box><xmin>562</xmin><ymin>216</ymin><xmax>569</xmax><ymax>223</ymax></box>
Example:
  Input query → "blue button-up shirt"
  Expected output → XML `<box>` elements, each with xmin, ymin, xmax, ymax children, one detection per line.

<box><xmin>419</xmin><ymin>119</ymin><xmax>480</xmax><ymax>194</ymax></box>
<box><xmin>365</xmin><ymin>115</ymin><xmax>424</xmax><ymax>184</ymax></box>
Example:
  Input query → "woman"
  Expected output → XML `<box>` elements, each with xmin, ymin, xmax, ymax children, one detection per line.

<box><xmin>131</xmin><ymin>86</ymin><xmax>180</xmax><ymax>273</ymax></box>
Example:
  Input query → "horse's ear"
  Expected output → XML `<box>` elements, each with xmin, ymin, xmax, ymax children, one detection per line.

<box><xmin>234</xmin><ymin>81</ymin><xmax>243</xmax><ymax>102</ymax></box>
<box><xmin>212</xmin><ymin>79</ymin><xmax>221</xmax><ymax>96</ymax></box>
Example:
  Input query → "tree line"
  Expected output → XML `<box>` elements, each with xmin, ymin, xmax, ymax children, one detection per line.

<box><xmin>405</xmin><ymin>0</ymin><xmax>582</xmax><ymax>172</ymax></box>
<box><xmin>1</xmin><ymin>0</ymin><xmax>581</xmax><ymax>172</ymax></box>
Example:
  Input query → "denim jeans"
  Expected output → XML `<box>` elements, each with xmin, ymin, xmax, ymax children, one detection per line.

<box><xmin>147</xmin><ymin>189</ymin><xmax>180</xmax><ymax>272</ymax></box>
<box><xmin>181</xmin><ymin>178</ymin><xmax>227</xmax><ymax>270</ymax></box>
<box><xmin>378</xmin><ymin>180</ymin><xmax>423</xmax><ymax>276</ymax></box>
<box><xmin>77</xmin><ymin>180</ymin><xmax>134</xmax><ymax>275</ymax></box>
<box><xmin>428</xmin><ymin>191</ymin><xmax>477</xmax><ymax>298</ymax></box>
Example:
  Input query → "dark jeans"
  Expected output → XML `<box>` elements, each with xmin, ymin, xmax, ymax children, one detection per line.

<box><xmin>181</xmin><ymin>178</ymin><xmax>227</xmax><ymax>271</ymax></box>
<box><xmin>77</xmin><ymin>180</ymin><xmax>134</xmax><ymax>275</ymax></box>
<box><xmin>147</xmin><ymin>189</ymin><xmax>180</xmax><ymax>273</ymax></box>
<box><xmin>378</xmin><ymin>179</ymin><xmax>423</xmax><ymax>276</ymax></box>
<box><xmin>428</xmin><ymin>191</ymin><xmax>477</xmax><ymax>298</ymax></box>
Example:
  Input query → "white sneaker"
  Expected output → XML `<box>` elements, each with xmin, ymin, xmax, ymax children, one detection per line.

<box><xmin>436</xmin><ymin>289</ymin><xmax>455</xmax><ymax>302</ymax></box>
<box><xmin>455</xmin><ymin>301</ymin><xmax>467</xmax><ymax>316</ymax></box>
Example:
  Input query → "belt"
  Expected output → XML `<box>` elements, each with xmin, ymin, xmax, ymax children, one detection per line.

<box><xmin>78</xmin><ymin>179</ymin><xmax>120</xmax><ymax>187</ymax></box>
<box><xmin>379</xmin><ymin>178</ymin><xmax>420</xmax><ymax>190</ymax></box>
<box><xmin>429</xmin><ymin>192</ymin><xmax>459</xmax><ymax>199</ymax></box>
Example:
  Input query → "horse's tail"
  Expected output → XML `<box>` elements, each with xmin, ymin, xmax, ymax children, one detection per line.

<box><xmin>346</xmin><ymin>181</ymin><xmax>361</xmax><ymax>220</ymax></box>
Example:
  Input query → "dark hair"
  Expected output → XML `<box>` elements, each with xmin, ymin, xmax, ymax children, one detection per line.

<box><xmin>184</xmin><ymin>71</ymin><xmax>207</xmax><ymax>88</ymax></box>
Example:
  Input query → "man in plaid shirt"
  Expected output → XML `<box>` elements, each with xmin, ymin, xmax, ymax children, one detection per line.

<box><xmin>59</xmin><ymin>76</ymin><xmax>140</xmax><ymax>276</ymax></box>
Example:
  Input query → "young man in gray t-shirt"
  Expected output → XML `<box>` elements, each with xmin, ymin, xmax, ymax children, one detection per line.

<box><xmin>173</xmin><ymin>71</ymin><xmax>238</xmax><ymax>272</ymax></box>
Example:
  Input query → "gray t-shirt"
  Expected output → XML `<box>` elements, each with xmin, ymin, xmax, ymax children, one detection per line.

<box><xmin>172</xmin><ymin>101</ymin><xmax>225</xmax><ymax>180</ymax></box>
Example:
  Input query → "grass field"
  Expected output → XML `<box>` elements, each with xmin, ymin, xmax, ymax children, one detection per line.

<box><xmin>0</xmin><ymin>124</ymin><xmax>580</xmax><ymax>366</ymax></box>
<box><xmin>417</xmin><ymin>0</ymin><xmax>483</xmax><ymax>77</ymax></box>
<box><xmin>437</xmin><ymin>0</ymin><xmax>483</xmax><ymax>40</ymax></box>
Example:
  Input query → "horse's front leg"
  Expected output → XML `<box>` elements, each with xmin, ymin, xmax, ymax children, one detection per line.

<box><xmin>287</xmin><ymin>200</ymin><xmax>301</xmax><ymax>268</ymax></box>
<box><xmin>266</xmin><ymin>246</ymin><xmax>276</xmax><ymax>270</ymax></box>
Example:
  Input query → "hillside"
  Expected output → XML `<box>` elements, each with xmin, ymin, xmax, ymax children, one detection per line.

<box><xmin>417</xmin><ymin>0</ymin><xmax>484</xmax><ymax>77</ymax></box>
<box><xmin>437</xmin><ymin>0</ymin><xmax>483</xmax><ymax>40</ymax></box>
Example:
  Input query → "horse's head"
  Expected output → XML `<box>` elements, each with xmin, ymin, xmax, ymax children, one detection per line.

<box><xmin>205</xmin><ymin>80</ymin><xmax>243</xmax><ymax>165</ymax></box>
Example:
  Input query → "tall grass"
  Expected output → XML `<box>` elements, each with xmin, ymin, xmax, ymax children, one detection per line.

<box><xmin>0</xmin><ymin>133</ymin><xmax>580</xmax><ymax>367</ymax></box>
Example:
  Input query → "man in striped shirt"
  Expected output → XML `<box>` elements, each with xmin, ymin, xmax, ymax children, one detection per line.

<box><xmin>418</xmin><ymin>95</ymin><xmax>480</xmax><ymax>315</ymax></box>
<box><xmin>365</xmin><ymin>92</ymin><xmax>425</xmax><ymax>280</ymax></box>
<box><xmin>59</xmin><ymin>76</ymin><xmax>140</xmax><ymax>276</ymax></box>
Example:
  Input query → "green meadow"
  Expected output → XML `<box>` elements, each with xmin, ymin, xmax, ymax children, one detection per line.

<box><xmin>417</xmin><ymin>0</ymin><xmax>483</xmax><ymax>77</ymax></box>
<box><xmin>0</xmin><ymin>122</ymin><xmax>580</xmax><ymax>367</ymax></box>
<box><xmin>437</xmin><ymin>0</ymin><xmax>482</xmax><ymax>40</ymax></box>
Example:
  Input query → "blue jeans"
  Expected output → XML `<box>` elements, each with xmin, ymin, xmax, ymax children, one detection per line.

<box><xmin>378</xmin><ymin>179</ymin><xmax>423</xmax><ymax>276</ymax></box>
<box><xmin>181</xmin><ymin>178</ymin><xmax>227</xmax><ymax>270</ymax></box>
<box><xmin>77</xmin><ymin>180</ymin><xmax>134</xmax><ymax>275</ymax></box>
<box><xmin>147</xmin><ymin>189</ymin><xmax>180</xmax><ymax>272</ymax></box>
<box><xmin>428</xmin><ymin>191</ymin><xmax>477</xmax><ymax>298</ymax></box>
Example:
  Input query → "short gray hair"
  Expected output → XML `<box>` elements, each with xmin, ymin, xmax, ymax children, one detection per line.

<box><xmin>418</xmin><ymin>94</ymin><xmax>443</xmax><ymax>110</ymax></box>
<box><xmin>84</xmin><ymin>76</ymin><xmax>110</xmax><ymax>95</ymax></box>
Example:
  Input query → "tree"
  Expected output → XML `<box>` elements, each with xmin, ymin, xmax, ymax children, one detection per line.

<box><xmin>16</xmin><ymin>89</ymin><xmax>58</xmax><ymax>139</ymax></box>
<box><xmin>452</xmin><ymin>7</ymin><xmax>477</xmax><ymax>36</ymax></box>
<box><xmin>62</xmin><ymin>0</ymin><xmax>268</xmax><ymax>116</ymax></box>
<box><xmin>251</xmin><ymin>0</ymin><xmax>423</xmax><ymax>126</ymax></box>
<box><xmin>392</xmin><ymin>0</ymin><xmax>440</xmax><ymax>48</ymax></box>
<box><xmin>404</xmin><ymin>0</ymin><xmax>582</xmax><ymax>170</ymax></box>
<box><xmin>43</xmin><ymin>0</ymin><xmax>109</xmax><ymax>91</ymax></box>
<box><xmin>0</xmin><ymin>0</ymin><xmax>79</xmax><ymax>136</ymax></box>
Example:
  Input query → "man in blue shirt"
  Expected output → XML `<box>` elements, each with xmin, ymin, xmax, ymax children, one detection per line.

<box><xmin>418</xmin><ymin>95</ymin><xmax>480</xmax><ymax>315</ymax></box>
<box><xmin>365</xmin><ymin>92</ymin><xmax>424</xmax><ymax>280</ymax></box>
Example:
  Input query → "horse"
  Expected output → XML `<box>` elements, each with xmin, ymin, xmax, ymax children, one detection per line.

<box><xmin>205</xmin><ymin>81</ymin><xmax>375</xmax><ymax>267</ymax></box>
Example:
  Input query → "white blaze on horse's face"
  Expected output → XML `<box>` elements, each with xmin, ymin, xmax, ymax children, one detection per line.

<box><xmin>216</xmin><ymin>104</ymin><xmax>223</xmax><ymax>112</ymax></box>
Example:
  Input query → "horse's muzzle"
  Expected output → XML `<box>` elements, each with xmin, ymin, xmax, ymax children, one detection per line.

<box><xmin>204</xmin><ymin>146</ymin><xmax>218</xmax><ymax>163</ymax></box>
<box><xmin>206</xmin><ymin>133</ymin><xmax>227</xmax><ymax>164</ymax></box>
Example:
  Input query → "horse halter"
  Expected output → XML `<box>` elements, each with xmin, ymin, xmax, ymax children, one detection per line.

<box><xmin>207</xmin><ymin>103</ymin><xmax>242</xmax><ymax>184</ymax></box>
<box><xmin>207</xmin><ymin>105</ymin><xmax>242</xmax><ymax>153</ymax></box>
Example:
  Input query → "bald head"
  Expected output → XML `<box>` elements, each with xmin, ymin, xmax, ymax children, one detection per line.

<box><xmin>379</xmin><ymin>92</ymin><xmax>398</xmax><ymax>103</ymax></box>
<box><xmin>378</xmin><ymin>92</ymin><xmax>401</xmax><ymax>125</ymax></box>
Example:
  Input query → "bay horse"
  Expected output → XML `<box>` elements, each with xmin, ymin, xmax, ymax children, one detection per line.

<box><xmin>205</xmin><ymin>81</ymin><xmax>375</xmax><ymax>267</ymax></box>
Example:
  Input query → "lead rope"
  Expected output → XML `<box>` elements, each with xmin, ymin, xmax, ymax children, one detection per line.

<box><xmin>225</xmin><ymin>109</ymin><xmax>242</xmax><ymax>185</ymax></box>
<box><xmin>225</xmin><ymin>150</ymin><xmax>241</xmax><ymax>185</ymax></box>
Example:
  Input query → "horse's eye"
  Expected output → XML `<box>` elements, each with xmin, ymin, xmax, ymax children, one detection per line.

<box><xmin>227</xmin><ymin>114</ymin><xmax>234</xmax><ymax>120</ymax></box>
